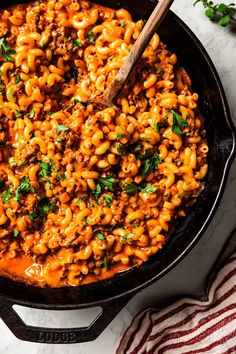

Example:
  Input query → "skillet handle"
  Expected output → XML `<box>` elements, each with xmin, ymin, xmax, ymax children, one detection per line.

<box><xmin>0</xmin><ymin>295</ymin><xmax>132</xmax><ymax>343</ymax></box>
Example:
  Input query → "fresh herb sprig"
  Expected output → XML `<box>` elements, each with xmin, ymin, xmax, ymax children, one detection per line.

<box><xmin>194</xmin><ymin>1</ymin><xmax>236</xmax><ymax>26</ymax></box>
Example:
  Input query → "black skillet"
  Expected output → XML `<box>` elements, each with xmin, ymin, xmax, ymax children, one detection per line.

<box><xmin>0</xmin><ymin>0</ymin><xmax>235</xmax><ymax>344</ymax></box>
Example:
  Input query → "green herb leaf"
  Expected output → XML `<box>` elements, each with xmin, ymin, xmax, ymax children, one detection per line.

<box><xmin>13</xmin><ymin>229</ymin><xmax>19</xmax><ymax>237</ymax></box>
<box><xmin>39</xmin><ymin>40</ymin><xmax>44</xmax><ymax>47</ymax></box>
<box><xmin>218</xmin><ymin>3</ymin><xmax>230</xmax><ymax>14</ymax></box>
<box><xmin>169</xmin><ymin>110</ymin><xmax>188</xmax><ymax>137</ymax></box>
<box><xmin>76</xmin><ymin>198</ymin><xmax>83</xmax><ymax>204</ymax></box>
<box><xmin>104</xmin><ymin>194</ymin><xmax>113</xmax><ymax>208</ymax></box>
<box><xmin>194</xmin><ymin>1</ymin><xmax>236</xmax><ymax>27</ymax></box>
<box><xmin>9</xmin><ymin>160</ymin><xmax>16</xmax><ymax>167</ymax></box>
<box><xmin>100</xmin><ymin>176</ymin><xmax>115</xmax><ymax>191</ymax></box>
<box><xmin>58</xmin><ymin>124</ymin><xmax>69</xmax><ymax>134</ymax></box>
<box><xmin>108</xmin><ymin>55</ymin><xmax>114</xmax><ymax>60</ymax></box>
<box><xmin>56</xmin><ymin>172</ymin><xmax>65</xmax><ymax>181</ymax></box>
<box><xmin>92</xmin><ymin>183</ymin><xmax>102</xmax><ymax>200</ymax></box>
<box><xmin>15</xmin><ymin>176</ymin><xmax>34</xmax><ymax>201</ymax></box>
<box><xmin>92</xmin><ymin>176</ymin><xmax>115</xmax><ymax>200</ymax></box>
<box><xmin>218</xmin><ymin>14</ymin><xmax>230</xmax><ymax>25</ymax></box>
<box><xmin>154</xmin><ymin>123</ymin><xmax>160</xmax><ymax>132</ymax></box>
<box><xmin>16</xmin><ymin>109</ymin><xmax>25</xmax><ymax>118</ymax></box>
<box><xmin>38</xmin><ymin>160</ymin><xmax>55</xmax><ymax>177</ymax></box>
<box><xmin>87</xmin><ymin>30</ymin><xmax>95</xmax><ymax>43</ymax></box>
<box><xmin>0</xmin><ymin>38</ymin><xmax>16</xmax><ymax>62</ymax></box>
<box><xmin>205</xmin><ymin>7</ymin><xmax>215</xmax><ymax>18</ymax></box>
<box><xmin>93</xmin><ymin>230</ymin><xmax>105</xmax><ymax>241</ymax></box>
<box><xmin>117</xmin><ymin>143</ymin><xmax>124</xmax><ymax>154</ymax></box>
<box><xmin>15</xmin><ymin>76</ymin><xmax>22</xmax><ymax>85</ymax></box>
<box><xmin>140</xmin><ymin>183</ymin><xmax>157</xmax><ymax>194</ymax></box>
<box><xmin>120</xmin><ymin>233</ymin><xmax>135</xmax><ymax>243</ymax></box>
<box><xmin>72</xmin><ymin>38</ymin><xmax>82</xmax><ymax>47</ymax></box>
<box><xmin>29</xmin><ymin>197</ymin><xmax>57</xmax><ymax>220</ymax></box>
<box><xmin>2</xmin><ymin>189</ymin><xmax>12</xmax><ymax>204</ymax></box>
<box><xmin>117</xmin><ymin>133</ymin><xmax>125</xmax><ymax>139</ymax></box>
<box><xmin>124</xmin><ymin>183</ymin><xmax>139</xmax><ymax>195</ymax></box>
<box><xmin>139</xmin><ymin>150</ymin><xmax>162</xmax><ymax>178</ymax></box>
<box><xmin>74</xmin><ymin>98</ymin><xmax>81</xmax><ymax>105</ymax></box>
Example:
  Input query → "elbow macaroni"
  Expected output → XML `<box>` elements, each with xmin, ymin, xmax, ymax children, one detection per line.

<box><xmin>0</xmin><ymin>0</ymin><xmax>208</xmax><ymax>288</ymax></box>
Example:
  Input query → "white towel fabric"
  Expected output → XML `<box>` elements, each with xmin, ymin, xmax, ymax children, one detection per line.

<box><xmin>117</xmin><ymin>231</ymin><xmax>236</xmax><ymax>354</ymax></box>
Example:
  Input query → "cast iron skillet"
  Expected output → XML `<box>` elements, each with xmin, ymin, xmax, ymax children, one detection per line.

<box><xmin>0</xmin><ymin>0</ymin><xmax>235</xmax><ymax>344</ymax></box>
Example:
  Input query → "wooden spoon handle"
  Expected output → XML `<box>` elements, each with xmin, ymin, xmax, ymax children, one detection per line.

<box><xmin>106</xmin><ymin>0</ymin><xmax>174</xmax><ymax>104</ymax></box>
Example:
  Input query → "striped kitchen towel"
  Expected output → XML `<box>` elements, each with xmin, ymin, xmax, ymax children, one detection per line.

<box><xmin>117</xmin><ymin>230</ymin><xmax>236</xmax><ymax>354</ymax></box>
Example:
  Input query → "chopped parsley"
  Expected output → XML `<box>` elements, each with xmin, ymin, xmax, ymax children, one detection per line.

<box><xmin>139</xmin><ymin>150</ymin><xmax>162</xmax><ymax>178</ymax></box>
<box><xmin>13</xmin><ymin>229</ymin><xmax>19</xmax><ymax>237</ymax></box>
<box><xmin>108</xmin><ymin>55</ymin><xmax>115</xmax><ymax>60</ymax></box>
<box><xmin>168</xmin><ymin>110</ymin><xmax>188</xmax><ymax>136</ymax></box>
<box><xmin>0</xmin><ymin>38</ymin><xmax>16</xmax><ymax>62</ymax></box>
<box><xmin>140</xmin><ymin>183</ymin><xmax>157</xmax><ymax>194</ymax></box>
<box><xmin>74</xmin><ymin>98</ymin><xmax>80</xmax><ymax>105</ymax></box>
<box><xmin>124</xmin><ymin>183</ymin><xmax>157</xmax><ymax>195</ymax></box>
<box><xmin>117</xmin><ymin>143</ymin><xmax>124</xmax><ymax>154</ymax></box>
<box><xmin>87</xmin><ymin>30</ymin><xmax>95</xmax><ymax>43</ymax></box>
<box><xmin>104</xmin><ymin>194</ymin><xmax>113</xmax><ymax>208</ymax></box>
<box><xmin>124</xmin><ymin>183</ymin><xmax>139</xmax><ymax>195</ymax></box>
<box><xmin>29</xmin><ymin>197</ymin><xmax>57</xmax><ymax>221</ymax></box>
<box><xmin>120</xmin><ymin>233</ymin><xmax>135</xmax><ymax>243</ymax></box>
<box><xmin>117</xmin><ymin>133</ymin><xmax>125</xmax><ymax>139</ymax></box>
<box><xmin>92</xmin><ymin>176</ymin><xmax>115</xmax><ymax>200</ymax></box>
<box><xmin>15</xmin><ymin>176</ymin><xmax>34</xmax><ymax>201</ymax></box>
<box><xmin>56</xmin><ymin>172</ymin><xmax>65</xmax><ymax>181</ymax></box>
<box><xmin>93</xmin><ymin>230</ymin><xmax>105</xmax><ymax>241</ymax></box>
<box><xmin>72</xmin><ymin>38</ymin><xmax>82</xmax><ymax>47</ymax></box>
<box><xmin>99</xmin><ymin>176</ymin><xmax>115</xmax><ymax>191</ymax></box>
<box><xmin>16</xmin><ymin>110</ymin><xmax>25</xmax><ymax>118</ymax></box>
<box><xmin>38</xmin><ymin>159</ymin><xmax>55</xmax><ymax>177</ymax></box>
<box><xmin>76</xmin><ymin>198</ymin><xmax>83</xmax><ymax>204</ymax></box>
<box><xmin>15</xmin><ymin>76</ymin><xmax>22</xmax><ymax>85</ymax></box>
<box><xmin>154</xmin><ymin>123</ymin><xmax>160</xmax><ymax>132</ymax></box>
<box><xmin>9</xmin><ymin>160</ymin><xmax>16</xmax><ymax>167</ymax></box>
<box><xmin>39</xmin><ymin>40</ymin><xmax>44</xmax><ymax>47</ymax></box>
<box><xmin>2</xmin><ymin>189</ymin><xmax>12</xmax><ymax>204</ymax></box>
<box><xmin>58</xmin><ymin>124</ymin><xmax>69</xmax><ymax>134</ymax></box>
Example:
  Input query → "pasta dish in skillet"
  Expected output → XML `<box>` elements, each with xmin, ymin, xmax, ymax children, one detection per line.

<box><xmin>0</xmin><ymin>0</ymin><xmax>208</xmax><ymax>287</ymax></box>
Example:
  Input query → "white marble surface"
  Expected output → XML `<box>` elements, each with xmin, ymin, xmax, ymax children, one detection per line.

<box><xmin>1</xmin><ymin>1</ymin><xmax>236</xmax><ymax>353</ymax></box>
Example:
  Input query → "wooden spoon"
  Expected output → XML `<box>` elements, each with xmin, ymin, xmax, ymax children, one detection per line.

<box><xmin>89</xmin><ymin>0</ymin><xmax>175</xmax><ymax>109</ymax></box>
